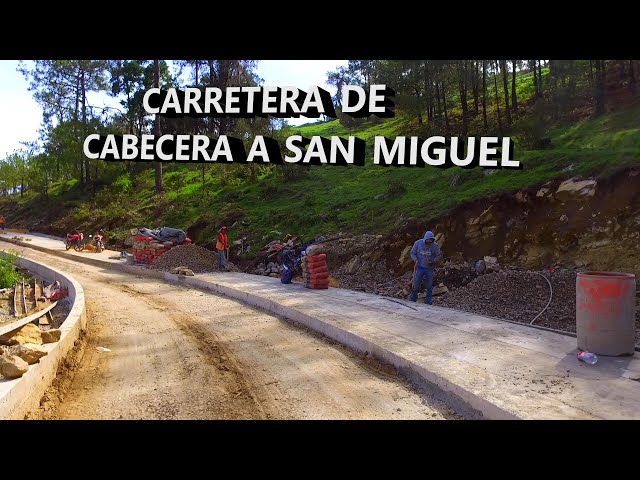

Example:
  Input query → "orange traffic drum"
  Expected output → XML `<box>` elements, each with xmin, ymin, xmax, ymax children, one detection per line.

<box><xmin>576</xmin><ymin>272</ymin><xmax>636</xmax><ymax>356</ymax></box>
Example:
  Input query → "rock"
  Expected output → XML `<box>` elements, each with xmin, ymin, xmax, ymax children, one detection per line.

<box><xmin>474</xmin><ymin>260</ymin><xmax>486</xmax><ymax>274</ymax></box>
<box><xmin>130</xmin><ymin>228</ymin><xmax>140</xmax><ymax>236</ymax></box>
<box><xmin>515</xmin><ymin>191</ymin><xmax>529</xmax><ymax>203</ymax></box>
<box><xmin>11</xmin><ymin>343</ymin><xmax>48</xmax><ymax>365</ymax></box>
<box><xmin>432</xmin><ymin>283</ymin><xmax>449</xmax><ymax>296</ymax></box>
<box><xmin>555</xmin><ymin>177</ymin><xmax>597</xmax><ymax>201</ymax></box>
<box><xmin>0</xmin><ymin>355</ymin><xmax>29</xmax><ymax>378</ymax></box>
<box><xmin>306</xmin><ymin>244</ymin><xmax>325</xmax><ymax>256</ymax></box>
<box><xmin>483</xmin><ymin>256</ymin><xmax>499</xmax><ymax>270</ymax></box>
<box><xmin>123</xmin><ymin>236</ymin><xmax>134</xmax><ymax>247</ymax></box>
<box><xmin>345</xmin><ymin>255</ymin><xmax>362</xmax><ymax>275</ymax></box>
<box><xmin>536</xmin><ymin>187</ymin><xmax>552</xmax><ymax>199</ymax></box>
<box><xmin>269</xmin><ymin>273</ymin><xmax>279</xmax><ymax>278</ymax></box>
<box><xmin>399</xmin><ymin>245</ymin><xmax>413</xmax><ymax>268</ymax></box>
<box><xmin>0</xmin><ymin>323</ymin><xmax>42</xmax><ymax>346</ymax></box>
<box><xmin>449</xmin><ymin>174</ymin><xmax>461</xmax><ymax>187</ymax></box>
<box><xmin>559</xmin><ymin>214</ymin><xmax>568</xmax><ymax>223</ymax></box>
<box><xmin>182</xmin><ymin>269</ymin><xmax>195</xmax><ymax>276</ymax></box>
<box><xmin>41</xmin><ymin>329</ymin><xmax>62</xmax><ymax>344</ymax></box>
<box><xmin>262</xmin><ymin>270</ymin><xmax>270</xmax><ymax>276</ymax></box>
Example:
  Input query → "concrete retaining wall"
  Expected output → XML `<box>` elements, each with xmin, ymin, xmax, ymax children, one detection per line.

<box><xmin>0</xmin><ymin>255</ymin><xmax>86</xmax><ymax>419</ymax></box>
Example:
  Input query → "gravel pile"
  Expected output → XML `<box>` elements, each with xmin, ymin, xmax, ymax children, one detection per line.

<box><xmin>149</xmin><ymin>245</ymin><xmax>233</xmax><ymax>273</ymax></box>
<box><xmin>433</xmin><ymin>270</ymin><xmax>640</xmax><ymax>346</ymax></box>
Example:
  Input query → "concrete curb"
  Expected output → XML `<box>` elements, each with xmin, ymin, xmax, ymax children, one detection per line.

<box><xmin>0</xmin><ymin>236</ymin><xmax>514</xmax><ymax>419</ymax></box>
<box><xmin>0</xmin><ymin>251</ymin><xmax>86</xmax><ymax>419</ymax></box>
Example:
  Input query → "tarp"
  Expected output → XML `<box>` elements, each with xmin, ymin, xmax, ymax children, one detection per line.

<box><xmin>138</xmin><ymin>227</ymin><xmax>187</xmax><ymax>244</ymax></box>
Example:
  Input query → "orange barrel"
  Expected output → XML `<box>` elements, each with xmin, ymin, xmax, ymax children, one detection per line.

<box><xmin>576</xmin><ymin>272</ymin><xmax>636</xmax><ymax>356</ymax></box>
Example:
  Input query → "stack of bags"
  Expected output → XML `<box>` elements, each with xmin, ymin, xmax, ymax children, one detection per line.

<box><xmin>132</xmin><ymin>235</ymin><xmax>192</xmax><ymax>264</ymax></box>
<box><xmin>301</xmin><ymin>252</ymin><xmax>329</xmax><ymax>289</ymax></box>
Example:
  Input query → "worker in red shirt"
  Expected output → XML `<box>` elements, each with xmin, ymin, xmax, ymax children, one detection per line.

<box><xmin>216</xmin><ymin>226</ymin><xmax>229</xmax><ymax>271</ymax></box>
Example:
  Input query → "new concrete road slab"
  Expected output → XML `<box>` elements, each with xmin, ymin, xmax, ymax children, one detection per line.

<box><xmin>2</xmin><ymin>231</ymin><xmax>639</xmax><ymax>419</ymax></box>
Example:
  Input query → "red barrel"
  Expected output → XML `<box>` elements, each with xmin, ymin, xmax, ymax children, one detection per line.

<box><xmin>576</xmin><ymin>272</ymin><xmax>636</xmax><ymax>356</ymax></box>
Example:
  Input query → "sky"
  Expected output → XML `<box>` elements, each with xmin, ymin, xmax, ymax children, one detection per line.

<box><xmin>0</xmin><ymin>59</ymin><xmax>348</xmax><ymax>160</ymax></box>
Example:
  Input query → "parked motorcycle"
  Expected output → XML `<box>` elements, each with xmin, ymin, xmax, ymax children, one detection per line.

<box><xmin>90</xmin><ymin>229</ymin><xmax>105</xmax><ymax>253</ymax></box>
<box><xmin>65</xmin><ymin>231</ymin><xmax>85</xmax><ymax>251</ymax></box>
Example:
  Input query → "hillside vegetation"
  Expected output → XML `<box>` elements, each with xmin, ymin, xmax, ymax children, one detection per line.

<box><xmin>1</xmin><ymin>60</ymin><xmax>638</xmax><ymax>255</ymax></box>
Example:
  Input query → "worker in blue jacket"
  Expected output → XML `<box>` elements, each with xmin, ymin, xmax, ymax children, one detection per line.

<box><xmin>409</xmin><ymin>230</ymin><xmax>442</xmax><ymax>305</ymax></box>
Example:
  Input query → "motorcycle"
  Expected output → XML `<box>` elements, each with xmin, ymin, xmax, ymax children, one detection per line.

<box><xmin>90</xmin><ymin>231</ymin><xmax>105</xmax><ymax>253</ymax></box>
<box><xmin>65</xmin><ymin>231</ymin><xmax>85</xmax><ymax>251</ymax></box>
<box><xmin>279</xmin><ymin>245</ymin><xmax>307</xmax><ymax>284</ymax></box>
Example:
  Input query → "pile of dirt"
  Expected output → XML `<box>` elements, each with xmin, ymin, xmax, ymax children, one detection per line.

<box><xmin>149</xmin><ymin>245</ymin><xmax>239</xmax><ymax>273</ymax></box>
<box><xmin>432</xmin><ymin>269</ymin><xmax>640</xmax><ymax>347</ymax></box>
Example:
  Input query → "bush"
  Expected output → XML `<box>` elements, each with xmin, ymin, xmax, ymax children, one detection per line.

<box><xmin>386</xmin><ymin>176</ymin><xmax>406</xmax><ymax>198</ymax></box>
<box><xmin>0</xmin><ymin>251</ymin><xmax>21</xmax><ymax>289</ymax></box>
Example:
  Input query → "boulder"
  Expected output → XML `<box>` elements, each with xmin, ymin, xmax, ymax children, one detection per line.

<box><xmin>399</xmin><ymin>245</ymin><xmax>413</xmax><ymax>268</ymax></box>
<box><xmin>559</xmin><ymin>214</ymin><xmax>569</xmax><ymax>223</ymax></box>
<box><xmin>0</xmin><ymin>355</ymin><xmax>29</xmax><ymax>378</ymax></box>
<box><xmin>432</xmin><ymin>283</ymin><xmax>449</xmax><ymax>296</ymax></box>
<box><xmin>555</xmin><ymin>178</ymin><xmax>597</xmax><ymax>202</ymax></box>
<box><xmin>344</xmin><ymin>255</ymin><xmax>362</xmax><ymax>275</ymax></box>
<box><xmin>0</xmin><ymin>323</ymin><xmax>42</xmax><ymax>346</ymax></box>
<box><xmin>536</xmin><ymin>187</ymin><xmax>553</xmax><ymax>199</ymax></box>
<box><xmin>515</xmin><ymin>191</ymin><xmax>529</xmax><ymax>204</ymax></box>
<box><xmin>10</xmin><ymin>343</ymin><xmax>48</xmax><ymax>365</ymax></box>
<box><xmin>41</xmin><ymin>329</ymin><xmax>62</xmax><ymax>344</ymax></box>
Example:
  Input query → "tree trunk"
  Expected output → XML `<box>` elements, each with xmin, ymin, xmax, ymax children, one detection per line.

<box><xmin>511</xmin><ymin>60</ymin><xmax>517</xmax><ymax>112</ymax></box>
<box><xmin>594</xmin><ymin>60</ymin><xmax>605</xmax><ymax>116</ymax></box>
<box><xmin>81</xmin><ymin>69</ymin><xmax>90</xmax><ymax>184</ymax></box>
<box><xmin>532</xmin><ymin>60</ymin><xmax>539</xmax><ymax>97</ymax></box>
<box><xmin>589</xmin><ymin>60</ymin><xmax>594</xmax><ymax>85</ymax></box>
<box><xmin>423</xmin><ymin>62</ymin><xmax>433</xmax><ymax>122</ymax></box>
<box><xmin>500</xmin><ymin>60</ymin><xmax>511</xmax><ymax>128</ymax></box>
<box><xmin>435</xmin><ymin>81</ymin><xmax>441</xmax><ymax>117</ymax></box>
<box><xmin>473</xmin><ymin>61</ymin><xmax>479</xmax><ymax>116</ymax></box>
<box><xmin>441</xmin><ymin>81</ymin><xmax>449</xmax><ymax>132</ymax></box>
<box><xmin>630</xmin><ymin>60</ymin><xmax>637</xmax><ymax>95</ymax></box>
<box><xmin>459</xmin><ymin>61</ymin><xmax>469</xmax><ymax>136</ymax></box>
<box><xmin>493</xmin><ymin>61</ymin><xmax>503</xmax><ymax>134</ymax></box>
<box><xmin>482</xmin><ymin>60</ymin><xmax>488</xmax><ymax>129</ymax></box>
<box><xmin>154</xmin><ymin>60</ymin><xmax>163</xmax><ymax>195</ymax></box>
<box><xmin>538</xmin><ymin>60</ymin><xmax>543</xmax><ymax>93</ymax></box>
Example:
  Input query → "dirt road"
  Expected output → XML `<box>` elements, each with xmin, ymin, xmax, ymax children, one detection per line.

<box><xmin>6</xmin><ymin>244</ymin><xmax>462</xmax><ymax>419</ymax></box>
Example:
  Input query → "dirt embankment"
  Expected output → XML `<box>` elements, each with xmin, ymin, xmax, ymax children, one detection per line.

<box><xmin>316</xmin><ymin>167</ymin><xmax>640</xmax><ymax>288</ymax></box>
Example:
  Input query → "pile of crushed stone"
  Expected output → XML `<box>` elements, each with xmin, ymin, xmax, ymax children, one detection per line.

<box><xmin>148</xmin><ymin>244</ymin><xmax>238</xmax><ymax>273</ymax></box>
<box><xmin>432</xmin><ymin>270</ymin><xmax>640</xmax><ymax>346</ymax></box>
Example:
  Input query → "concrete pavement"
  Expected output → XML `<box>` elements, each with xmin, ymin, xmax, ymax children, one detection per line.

<box><xmin>2</xmin><ymin>231</ymin><xmax>640</xmax><ymax>419</ymax></box>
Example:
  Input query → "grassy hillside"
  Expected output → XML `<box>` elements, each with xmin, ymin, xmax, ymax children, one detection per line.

<box><xmin>1</xmin><ymin>71</ymin><xmax>639</xmax><ymax>254</ymax></box>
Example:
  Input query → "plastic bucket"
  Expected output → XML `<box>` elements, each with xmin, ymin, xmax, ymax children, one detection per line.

<box><xmin>576</xmin><ymin>271</ymin><xmax>636</xmax><ymax>356</ymax></box>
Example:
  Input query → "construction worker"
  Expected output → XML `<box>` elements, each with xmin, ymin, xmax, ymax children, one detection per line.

<box><xmin>216</xmin><ymin>226</ymin><xmax>229</xmax><ymax>271</ymax></box>
<box><xmin>409</xmin><ymin>230</ymin><xmax>442</xmax><ymax>305</ymax></box>
<box><xmin>0</xmin><ymin>214</ymin><xmax>5</xmax><ymax>233</ymax></box>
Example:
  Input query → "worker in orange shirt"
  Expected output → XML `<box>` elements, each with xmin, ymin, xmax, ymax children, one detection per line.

<box><xmin>216</xmin><ymin>226</ymin><xmax>229</xmax><ymax>271</ymax></box>
<box><xmin>0</xmin><ymin>214</ymin><xmax>6</xmax><ymax>233</ymax></box>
